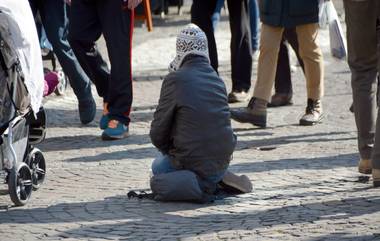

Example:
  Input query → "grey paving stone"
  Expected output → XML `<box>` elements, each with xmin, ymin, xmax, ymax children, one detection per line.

<box><xmin>0</xmin><ymin>2</ymin><xmax>377</xmax><ymax>241</ymax></box>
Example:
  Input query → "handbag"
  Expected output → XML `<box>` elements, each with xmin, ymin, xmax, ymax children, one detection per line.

<box><xmin>322</xmin><ymin>1</ymin><xmax>347</xmax><ymax>59</ymax></box>
<box><xmin>318</xmin><ymin>0</ymin><xmax>329</xmax><ymax>29</ymax></box>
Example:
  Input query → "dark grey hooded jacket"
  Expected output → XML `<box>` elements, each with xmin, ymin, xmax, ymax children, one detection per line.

<box><xmin>150</xmin><ymin>55</ymin><xmax>237</xmax><ymax>179</ymax></box>
<box><xmin>259</xmin><ymin>0</ymin><xmax>319</xmax><ymax>28</ymax></box>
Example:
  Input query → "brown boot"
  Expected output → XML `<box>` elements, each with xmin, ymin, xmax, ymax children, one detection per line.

<box><xmin>373</xmin><ymin>169</ymin><xmax>380</xmax><ymax>187</ymax></box>
<box><xmin>299</xmin><ymin>99</ymin><xmax>324</xmax><ymax>126</ymax></box>
<box><xmin>358</xmin><ymin>159</ymin><xmax>372</xmax><ymax>174</ymax></box>
<box><xmin>268</xmin><ymin>93</ymin><xmax>293</xmax><ymax>107</ymax></box>
<box><xmin>230</xmin><ymin>97</ymin><xmax>267</xmax><ymax>127</ymax></box>
<box><xmin>221</xmin><ymin>170</ymin><xmax>253</xmax><ymax>193</ymax></box>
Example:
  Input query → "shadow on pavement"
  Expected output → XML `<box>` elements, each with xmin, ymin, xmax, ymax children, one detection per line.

<box><xmin>62</xmin><ymin>146</ymin><xmax>157</xmax><ymax>162</ymax></box>
<box><xmin>0</xmin><ymin>195</ymin><xmax>379</xmax><ymax>240</ymax></box>
<box><xmin>45</xmin><ymin>108</ymin><xmax>155</xmax><ymax>128</ymax></box>
<box><xmin>308</xmin><ymin>234</ymin><xmax>378</xmax><ymax>241</ymax></box>
<box><xmin>235</xmin><ymin>131</ymin><xmax>355</xmax><ymax>150</ymax></box>
<box><xmin>40</xmin><ymin>133</ymin><xmax>151</xmax><ymax>152</ymax></box>
<box><xmin>229</xmin><ymin>153</ymin><xmax>358</xmax><ymax>173</ymax></box>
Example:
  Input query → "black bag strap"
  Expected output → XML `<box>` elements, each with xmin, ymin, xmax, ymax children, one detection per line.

<box><xmin>127</xmin><ymin>190</ymin><xmax>155</xmax><ymax>200</ymax></box>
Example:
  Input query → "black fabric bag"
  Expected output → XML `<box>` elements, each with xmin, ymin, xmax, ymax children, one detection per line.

<box><xmin>0</xmin><ymin>60</ymin><xmax>12</xmax><ymax>130</ymax></box>
<box><xmin>150</xmin><ymin>170</ymin><xmax>216</xmax><ymax>204</ymax></box>
<box><xmin>127</xmin><ymin>170</ymin><xmax>242</xmax><ymax>203</ymax></box>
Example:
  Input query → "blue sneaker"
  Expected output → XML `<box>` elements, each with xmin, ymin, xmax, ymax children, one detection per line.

<box><xmin>99</xmin><ymin>114</ymin><xmax>109</xmax><ymax>130</ymax></box>
<box><xmin>101</xmin><ymin>120</ymin><xmax>129</xmax><ymax>140</ymax></box>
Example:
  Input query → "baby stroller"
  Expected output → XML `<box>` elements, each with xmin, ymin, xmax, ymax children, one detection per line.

<box><xmin>0</xmin><ymin>11</ymin><xmax>47</xmax><ymax>206</ymax></box>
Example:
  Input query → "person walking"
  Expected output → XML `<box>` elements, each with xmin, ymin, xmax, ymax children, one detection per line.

<box><xmin>68</xmin><ymin>0</ymin><xmax>141</xmax><ymax>140</ymax></box>
<box><xmin>28</xmin><ymin>0</ymin><xmax>96</xmax><ymax>125</ymax></box>
<box><xmin>344</xmin><ymin>0</ymin><xmax>380</xmax><ymax>187</ymax></box>
<box><xmin>231</xmin><ymin>0</ymin><xmax>324</xmax><ymax>127</ymax></box>
<box><xmin>191</xmin><ymin>0</ymin><xmax>253</xmax><ymax>103</ymax></box>
<box><xmin>211</xmin><ymin>0</ymin><xmax>260</xmax><ymax>54</ymax></box>
<box><xmin>269</xmin><ymin>28</ymin><xmax>305</xmax><ymax>107</ymax></box>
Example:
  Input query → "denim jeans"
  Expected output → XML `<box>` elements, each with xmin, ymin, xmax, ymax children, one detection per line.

<box><xmin>29</xmin><ymin>0</ymin><xmax>93</xmax><ymax>102</ymax></box>
<box><xmin>151</xmin><ymin>154</ymin><xmax>226</xmax><ymax>184</ymax></box>
<box><xmin>193</xmin><ymin>0</ymin><xmax>252</xmax><ymax>91</ymax></box>
<box><xmin>211</xmin><ymin>0</ymin><xmax>225</xmax><ymax>31</ymax></box>
<box><xmin>249</xmin><ymin>0</ymin><xmax>259</xmax><ymax>51</ymax></box>
<box><xmin>211</xmin><ymin>0</ymin><xmax>259</xmax><ymax>52</ymax></box>
<box><xmin>36</xmin><ymin>22</ymin><xmax>53</xmax><ymax>51</ymax></box>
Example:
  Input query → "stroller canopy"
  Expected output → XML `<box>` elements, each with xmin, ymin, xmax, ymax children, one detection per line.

<box><xmin>0</xmin><ymin>0</ymin><xmax>44</xmax><ymax>114</ymax></box>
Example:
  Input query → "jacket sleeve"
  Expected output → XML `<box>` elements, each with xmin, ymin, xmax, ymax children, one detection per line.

<box><xmin>150</xmin><ymin>75</ymin><xmax>176</xmax><ymax>154</ymax></box>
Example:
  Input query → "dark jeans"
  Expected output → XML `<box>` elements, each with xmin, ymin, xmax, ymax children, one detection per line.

<box><xmin>249</xmin><ymin>0</ymin><xmax>259</xmax><ymax>51</ymax></box>
<box><xmin>344</xmin><ymin>0</ymin><xmax>380</xmax><ymax>167</ymax></box>
<box><xmin>68</xmin><ymin>0</ymin><xmax>134</xmax><ymax>125</ymax></box>
<box><xmin>28</xmin><ymin>0</ymin><xmax>93</xmax><ymax>102</ymax></box>
<box><xmin>211</xmin><ymin>0</ymin><xmax>225</xmax><ymax>31</ymax></box>
<box><xmin>211</xmin><ymin>0</ymin><xmax>259</xmax><ymax>52</ymax></box>
<box><xmin>192</xmin><ymin>0</ymin><xmax>252</xmax><ymax>92</ymax></box>
<box><xmin>274</xmin><ymin>28</ymin><xmax>305</xmax><ymax>95</ymax></box>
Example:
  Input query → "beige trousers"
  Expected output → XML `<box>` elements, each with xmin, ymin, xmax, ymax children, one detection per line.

<box><xmin>253</xmin><ymin>23</ymin><xmax>324</xmax><ymax>102</ymax></box>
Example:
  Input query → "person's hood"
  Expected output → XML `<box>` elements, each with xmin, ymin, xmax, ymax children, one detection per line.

<box><xmin>168</xmin><ymin>23</ymin><xmax>210</xmax><ymax>73</ymax></box>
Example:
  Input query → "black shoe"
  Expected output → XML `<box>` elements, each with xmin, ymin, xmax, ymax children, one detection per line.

<box><xmin>268</xmin><ymin>93</ymin><xmax>293</xmax><ymax>107</ymax></box>
<box><xmin>78</xmin><ymin>97</ymin><xmax>96</xmax><ymax>125</ymax></box>
<box><xmin>230</xmin><ymin>97</ymin><xmax>267</xmax><ymax>128</ymax></box>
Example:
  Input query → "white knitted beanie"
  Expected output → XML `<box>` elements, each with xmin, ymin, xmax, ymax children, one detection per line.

<box><xmin>168</xmin><ymin>23</ymin><xmax>210</xmax><ymax>72</ymax></box>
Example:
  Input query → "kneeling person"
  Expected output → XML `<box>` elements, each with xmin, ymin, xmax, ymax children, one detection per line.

<box><xmin>150</xmin><ymin>24</ymin><xmax>252</xmax><ymax>201</ymax></box>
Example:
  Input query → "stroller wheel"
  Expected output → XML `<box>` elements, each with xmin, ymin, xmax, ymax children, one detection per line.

<box><xmin>8</xmin><ymin>162</ymin><xmax>33</xmax><ymax>206</ymax></box>
<box><xmin>54</xmin><ymin>69</ymin><xmax>68</xmax><ymax>96</ymax></box>
<box><xmin>26</xmin><ymin>148</ymin><xmax>46</xmax><ymax>191</ymax></box>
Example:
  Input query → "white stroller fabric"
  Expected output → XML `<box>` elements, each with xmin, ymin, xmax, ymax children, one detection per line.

<box><xmin>0</xmin><ymin>0</ymin><xmax>44</xmax><ymax>114</ymax></box>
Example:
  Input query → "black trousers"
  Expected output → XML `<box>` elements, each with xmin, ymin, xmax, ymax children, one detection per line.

<box><xmin>191</xmin><ymin>0</ymin><xmax>252</xmax><ymax>92</ymax></box>
<box><xmin>274</xmin><ymin>28</ymin><xmax>305</xmax><ymax>95</ymax></box>
<box><xmin>68</xmin><ymin>0</ymin><xmax>133</xmax><ymax>125</ymax></box>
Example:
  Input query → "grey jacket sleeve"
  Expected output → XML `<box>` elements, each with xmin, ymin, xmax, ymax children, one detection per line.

<box><xmin>150</xmin><ymin>75</ymin><xmax>176</xmax><ymax>154</ymax></box>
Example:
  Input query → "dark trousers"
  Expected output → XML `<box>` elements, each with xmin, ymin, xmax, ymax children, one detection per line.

<box><xmin>68</xmin><ymin>0</ymin><xmax>134</xmax><ymax>125</ymax></box>
<box><xmin>191</xmin><ymin>0</ymin><xmax>252</xmax><ymax>92</ymax></box>
<box><xmin>28</xmin><ymin>0</ymin><xmax>93</xmax><ymax>102</ymax></box>
<box><xmin>274</xmin><ymin>28</ymin><xmax>305</xmax><ymax>95</ymax></box>
<box><xmin>344</xmin><ymin>0</ymin><xmax>380</xmax><ymax>167</ymax></box>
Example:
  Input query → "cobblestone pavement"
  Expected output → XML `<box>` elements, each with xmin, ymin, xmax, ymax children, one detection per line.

<box><xmin>1</xmin><ymin>3</ymin><xmax>380</xmax><ymax>241</ymax></box>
